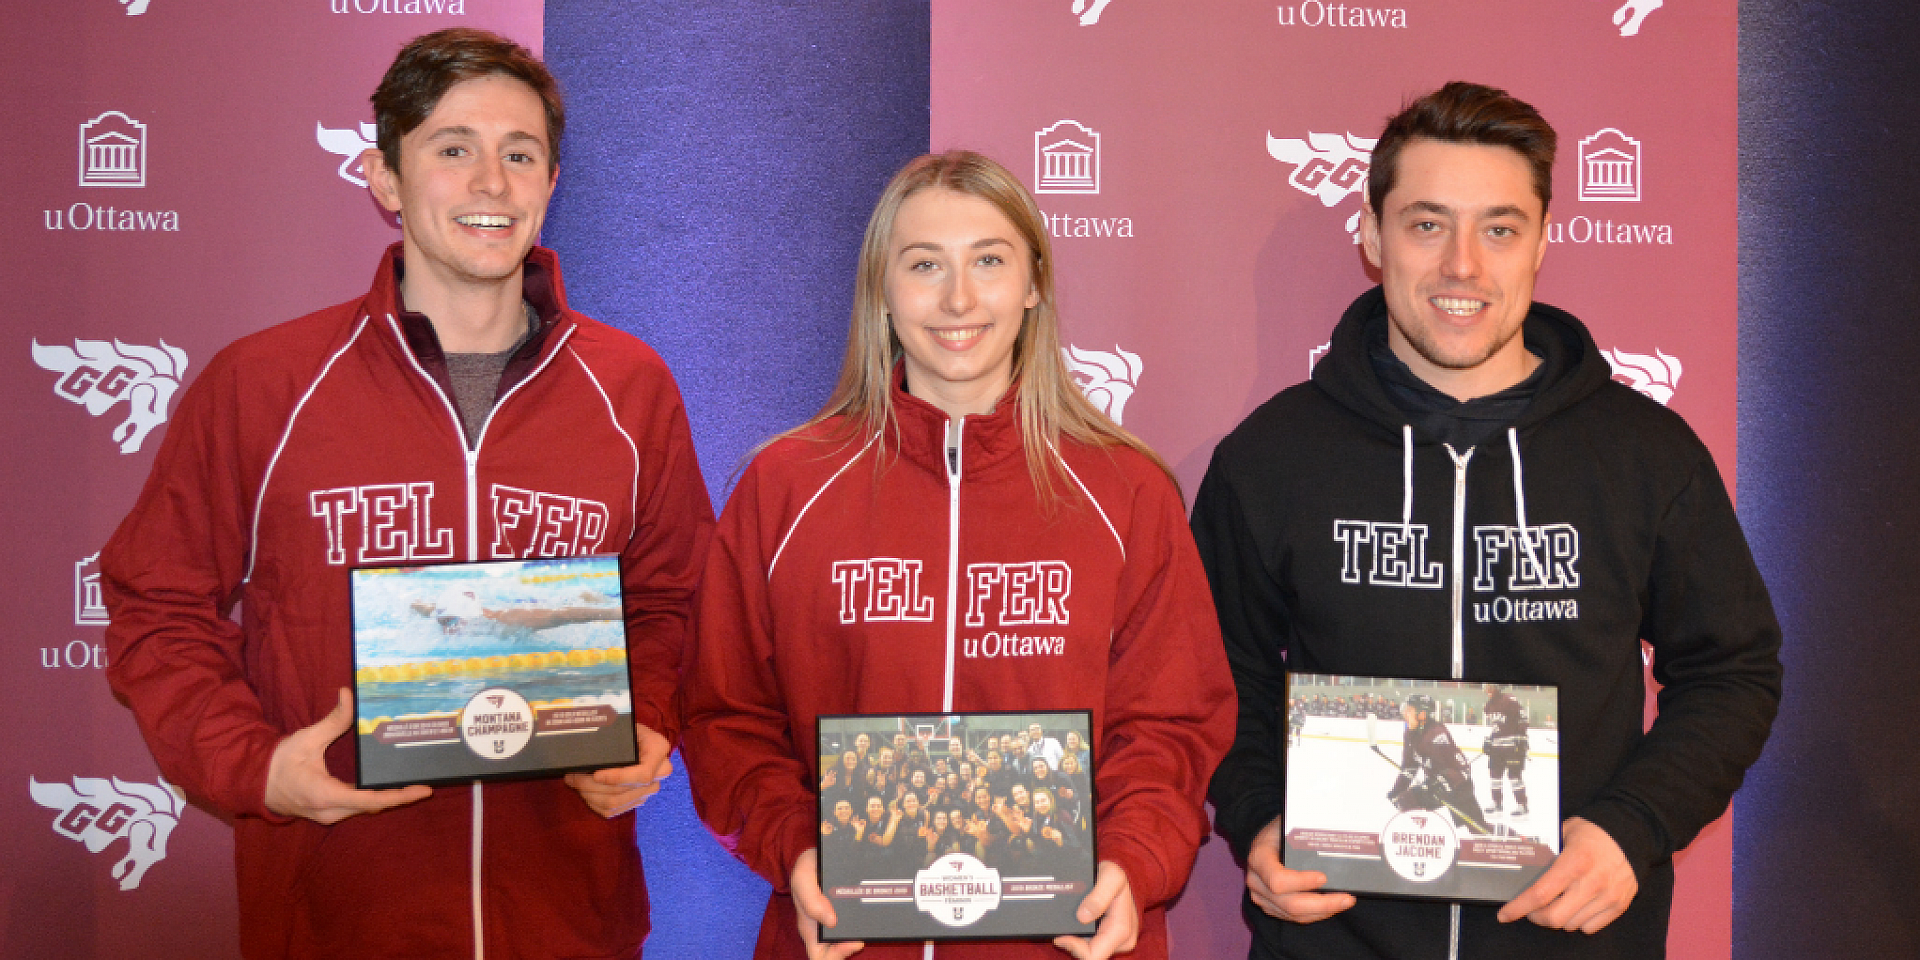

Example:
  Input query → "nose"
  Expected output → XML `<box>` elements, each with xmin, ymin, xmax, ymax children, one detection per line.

<box><xmin>1441</xmin><ymin>228</ymin><xmax>1480</xmax><ymax>280</ymax></box>
<box><xmin>471</xmin><ymin>151</ymin><xmax>507</xmax><ymax>197</ymax></box>
<box><xmin>942</xmin><ymin>266</ymin><xmax>977</xmax><ymax>316</ymax></box>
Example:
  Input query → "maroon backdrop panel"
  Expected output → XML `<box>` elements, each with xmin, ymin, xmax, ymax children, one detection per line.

<box><xmin>932</xmin><ymin>2</ymin><xmax>1736</xmax><ymax>957</ymax></box>
<box><xmin>0</xmin><ymin>3</ymin><xmax>540</xmax><ymax>957</ymax></box>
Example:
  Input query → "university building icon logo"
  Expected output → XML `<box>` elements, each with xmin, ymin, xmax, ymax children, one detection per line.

<box><xmin>1035</xmin><ymin>120</ymin><xmax>1100</xmax><ymax>195</ymax></box>
<box><xmin>1578</xmin><ymin>129</ymin><xmax>1643</xmax><ymax>202</ymax></box>
<box><xmin>79</xmin><ymin>111</ymin><xmax>147</xmax><ymax>188</ymax></box>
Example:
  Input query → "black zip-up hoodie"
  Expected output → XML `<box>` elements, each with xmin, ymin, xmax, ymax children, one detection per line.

<box><xmin>1192</xmin><ymin>287</ymin><xmax>1782</xmax><ymax>959</ymax></box>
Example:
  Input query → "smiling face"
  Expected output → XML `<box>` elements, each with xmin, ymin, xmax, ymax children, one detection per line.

<box><xmin>366</xmin><ymin>75</ymin><xmax>556</xmax><ymax>304</ymax></box>
<box><xmin>1033</xmin><ymin>791</ymin><xmax>1053</xmax><ymax>816</ymax></box>
<box><xmin>885</xmin><ymin>187</ymin><xmax>1040</xmax><ymax>418</ymax></box>
<box><xmin>854</xmin><ymin>733</ymin><xmax>871</xmax><ymax>755</ymax></box>
<box><xmin>1360</xmin><ymin>139</ymin><xmax>1549</xmax><ymax>401</ymax></box>
<box><xmin>834</xmin><ymin>800</ymin><xmax>852</xmax><ymax>824</ymax></box>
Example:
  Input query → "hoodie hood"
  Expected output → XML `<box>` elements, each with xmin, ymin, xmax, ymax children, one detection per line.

<box><xmin>1311</xmin><ymin>285</ymin><xmax>1614</xmax><ymax>445</ymax></box>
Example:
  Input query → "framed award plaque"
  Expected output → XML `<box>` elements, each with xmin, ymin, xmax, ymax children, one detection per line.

<box><xmin>1281</xmin><ymin>673</ymin><xmax>1560</xmax><ymax>903</ymax></box>
<box><xmin>815</xmin><ymin>711</ymin><xmax>1097</xmax><ymax>942</ymax></box>
<box><xmin>349</xmin><ymin>555</ymin><xmax>638</xmax><ymax>789</ymax></box>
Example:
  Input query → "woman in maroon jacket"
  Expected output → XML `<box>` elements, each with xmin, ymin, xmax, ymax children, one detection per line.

<box><xmin>680</xmin><ymin>151</ymin><xmax>1235</xmax><ymax>960</ymax></box>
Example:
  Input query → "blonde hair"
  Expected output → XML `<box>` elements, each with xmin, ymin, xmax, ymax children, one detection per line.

<box><xmin>783</xmin><ymin>150</ymin><xmax>1173</xmax><ymax>502</ymax></box>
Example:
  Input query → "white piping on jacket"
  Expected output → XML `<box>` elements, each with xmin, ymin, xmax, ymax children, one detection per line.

<box><xmin>767</xmin><ymin>431</ymin><xmax>881</xmax><ymax>580</ymax></box>
<box><xmin>245</xmin><ymin>316</ymin><xmax>372</xmax><ymax>582</ymax></box>
<box><xmin>566</xmin><ymin>343</ymin><xmax>641</xmax><ymax>545</ymax></box>
<box><xmin>1047</xmin><ymin>440</ymin><xmax>1126</xmax><ymax>562</ymax></box>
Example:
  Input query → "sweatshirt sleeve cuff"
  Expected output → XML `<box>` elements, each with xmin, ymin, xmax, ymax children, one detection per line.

<box><xmin>235</xmin><ymin>727</ymin><xmax>294</xmax><ymax>824</ymax></box>
<box><xmin>1098</xmin><ymin>834</ymin><xmax>1174</xmax><ymax>910</ymax></box>
<box><xmin>1573</xmin><ymin>800</ymin><xmax>1666</xmax><ymax>882</ymax></box>
<box><xmin>768</xmin><ymin>806</ymin><xmax>818</xmax><ymax>894</ymax></box>
<box><xmin>1217</xmin><ymin>795</ymin><xmax>1285</xmax><ymax>866</ymax></box>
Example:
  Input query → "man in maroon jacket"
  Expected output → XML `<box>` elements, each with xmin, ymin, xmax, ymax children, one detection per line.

<box><xmin>101</xmin><ymin>29</ymin><xmax>713</xmax><ymax>960</ymax></box>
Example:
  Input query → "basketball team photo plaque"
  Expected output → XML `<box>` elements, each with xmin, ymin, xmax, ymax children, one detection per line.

<box><xmin>815</xmin><ymin>711</ymin><xmax>1097</xmax><ymax>942</ymax></box>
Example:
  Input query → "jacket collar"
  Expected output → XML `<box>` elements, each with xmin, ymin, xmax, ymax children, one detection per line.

<box><xmin>1311</xmin><ymin>285</ymin><xmax>1610</xmax><ymax>444</ymax></box>
<box><xmin>364</xmin><ymin>243</ymin><xmax>578</xmax><ymax>402</ymax></box>
<box><xmin>889</xmin><ymin>362</ymin><xmax>1026</xmax><ymax>476</ymax></box>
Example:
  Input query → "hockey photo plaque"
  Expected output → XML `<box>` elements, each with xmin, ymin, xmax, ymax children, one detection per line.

<box><xmin>350</xmin><ymin>556</ymin><xmax>638</xmax><ymax>789</ymax></box>
<box><xmin>1282</xmin><ymin>673</ymin><xmax>1560</xmax><ymax>902</ymax></box>
<box><xmin>815</xmin><ymin>711</ymin><xmax>1097</xmax><ymax>942</ymax></box>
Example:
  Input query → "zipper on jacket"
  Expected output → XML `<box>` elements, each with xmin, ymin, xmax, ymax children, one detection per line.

<box><xmin>1442</xmin><ymin>444</ymin><xmax>1473</xmax><ymax>960</ymax></box>
<box><xmin>941</xmin><ymin>420</ymin><xmax>964</xmax><ymax>715</ymax></box>
<box><xmin>1443</xmin><ymin>445</ymin><xmax>1473</xmax><ymax>681</ymax></box>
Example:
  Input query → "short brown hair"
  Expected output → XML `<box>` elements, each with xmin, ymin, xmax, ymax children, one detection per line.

<box><xmin>1367</xmin><ymin>81</ymin><xmax>1556</xmax><ymax>215</ymax></box>
<box><xmin>370</xmin><ymin>28</ymin><xmax>564</xmax><ymax>177</ymax></box>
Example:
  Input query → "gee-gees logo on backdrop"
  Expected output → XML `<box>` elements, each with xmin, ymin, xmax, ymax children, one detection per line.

<box><xmin>1602</xmin><ymin>347</ymin><xmax>1683</xmax><ymax>405</ymax></box>
<box><xmin>116</xmin><ymin>0</ymin><xmax>153</xmax><ymax>15</ymax></box>
<box><xmin>1064</xmin><ymin>345</ymin><xmax>1142</xmax><ymax>425</ymax></box>
<box><xmin>1266</xmin><ymin>131</ymin><xmax>1376</xmax><ymax>242</ymax></box>
<box><xmin>29</xmin><ymin>776</ymin><xmax>185</xmax><ymax>891</ymax></box>
<box><xmin>1614</xmin><ymin>0</ymin><xmax>1662</xmax><ymax>37</ymax></box>
<box><xmin>317</xmin><ymin>122</ymin><xmax>379</xmax><ymax>187</ymax></box>
<box><xmin>30</xmin><ymin>338</ymin><xmax>190</xmax><ymax>455</ymax></box>
<box><xmin>1069</xmin><ymin>0</ymin><xmax>1115</xmax><ymax>26</ymax></box>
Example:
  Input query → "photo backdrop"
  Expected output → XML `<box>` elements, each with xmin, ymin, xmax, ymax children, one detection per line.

<box><xmin>929</xmin><ymin>2</ymin><xmax>1737</xmax><ymax>958</ymax></box>
<box><xmin>1</xmin><ymin>0</ymin><xmax>1746</xmax><ymax>956</ymax></box>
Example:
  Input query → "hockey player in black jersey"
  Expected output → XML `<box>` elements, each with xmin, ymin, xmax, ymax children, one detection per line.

<box><xmin>1482</xmin><ymin>683</ymin><xmax>1531</xmax><ymax>818</ymax></box>
<box><xmin>1388</xmin><ymin>694</ymin><xmax>1491</xmax><ymax>835</ymax></box>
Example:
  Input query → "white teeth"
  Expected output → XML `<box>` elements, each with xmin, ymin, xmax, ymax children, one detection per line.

<box><xmin>1431</xmin><ymin>297</ymin><xmax>1485</xmax><ymax>316</ymax></box>
<box><xmin>456</xmin><ymin>214</ymin><xmax>512</xmax><ymax>228</ymax></box>
<box><xmin>931</xmin><ymin>326</ymin><xmax>985</xmax><ymax>342</ymax></box>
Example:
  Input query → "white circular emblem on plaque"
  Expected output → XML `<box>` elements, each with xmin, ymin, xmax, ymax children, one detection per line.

<box><xmin>913</xmin><ymin>853</ymin><xmax>1003</xmax><ymax>927</ymax></box>
<box><xmin>1380</xmin><ymin>809</ymin><xmax>1459</xmax><ymax>883</ymax></box>
<box><xmin>461</xmin><ymin>688</ymin><xmax>534</xmax><ymax>761</ymax></box>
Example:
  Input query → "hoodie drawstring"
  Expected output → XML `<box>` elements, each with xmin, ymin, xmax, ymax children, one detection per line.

<box><xmin>1508</xmin><ymin>427</ymin><xmax>1545</xmax><ymax>582</ymax></box>
<box><xmin>1401</xmin><ymin>425</ymin><xmax>1415</xmax><ymax>528</ymax></box>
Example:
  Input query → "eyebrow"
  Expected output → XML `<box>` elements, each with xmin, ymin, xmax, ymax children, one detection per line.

<box><xmin>1399</xmin><ymin>199</ymin><xmax>1535</xmax><ymax>223</ymax></box>
<box><xmin>897</xmin><ymin>237</ymin><xmax>1016</xmax><ymax>256</ymax></box>
<box><xmin>421</xmin><ymin>125</ymin><xmax>548</xmax><ymax>149</ymax></box>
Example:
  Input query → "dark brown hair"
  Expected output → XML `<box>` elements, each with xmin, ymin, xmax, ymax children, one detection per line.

<box><xmin>370</xmin><ymin>28</ymin><xmax>564</xmax><ymax>177</ymax></box>
<box><xmin>1368</xmin><ymin>81</ymin><xmax>1556</xmax><ymax>215</ymax></box>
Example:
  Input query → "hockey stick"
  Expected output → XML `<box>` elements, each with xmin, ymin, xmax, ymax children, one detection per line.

<box><xmin>1370</xmin><ymin>714</ymin><xmax>1498</xmax><ymax>836</ymax></box>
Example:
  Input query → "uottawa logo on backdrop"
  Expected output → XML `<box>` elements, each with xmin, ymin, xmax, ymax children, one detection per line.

<box><xmin>1551</xmin><ymin>128</ymin><xmax>1672</xmax><ymax>245</ymax></box>
<box><xmin>1036</xmin><ymin>121</ymin><xmax>1100</xmax><ymax>195</ymax></box>
<box><xmin>1275</xmin><ymin>2</ymin><xmax>1409</xmax><ymax>28</ymax></box>
<box><xmin>328</xmin><ymin>0</ymin><xmax>469</xmax><ymax>14</ymax></box>
<box><xmin>47</xmin><ymin>111</ymin><xmax>180</xmax><ymax>231</ymax></box>
<box><xmin>1064</xmin><ymin>345</ymin><xmax>1142</xmax><ymax>425</ymax></box>
<box><xmin>317</xmin><ymin>122</ymin><xmax>378</xmax><ymax>186</ymax></box>
<box><xmin>1267</xmin><ymin>132</ymin><xmax>1375</xmax><ymax>242</ymax></box>
<box><xmin>31</xmin><ymin>339</ymin><xmax>190</xmax><ymax>454</ymax></box>
<box><xmin>1602</xmin><ymin>348</ymin><xmax>1682</xmax><ymax>405</ymax></box>
<box><xmin>29</xmin><ymin>777</ymin><xmax>184</xmax><ymax>891</ymax></box>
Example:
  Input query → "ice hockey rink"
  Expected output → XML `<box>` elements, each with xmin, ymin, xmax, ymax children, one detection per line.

<box><xmin>1286</xmin><ymin>715</ymin><xmax>1562</xmax><ymax>853</ymax></box>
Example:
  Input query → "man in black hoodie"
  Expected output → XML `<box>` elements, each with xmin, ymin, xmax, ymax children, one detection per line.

<box><xmin>1193</xmin><ymin>82</ymin><xmax>1782</xmax><ymax>959</ymax></box>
